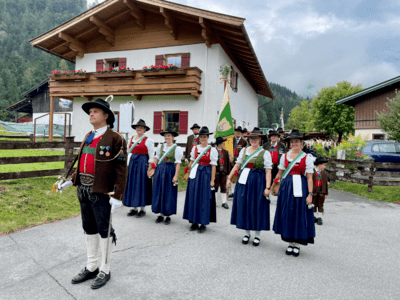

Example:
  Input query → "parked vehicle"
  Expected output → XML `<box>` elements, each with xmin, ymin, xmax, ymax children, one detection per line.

<box><xmin>362</xmin><ymin>141</ymin><xmax>400</xmax><ymax>164</ymax></box>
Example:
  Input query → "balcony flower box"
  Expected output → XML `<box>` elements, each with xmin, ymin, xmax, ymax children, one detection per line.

<box><xmin>94</xmin><ymin>72</ymin><xmax>136</xmax><ymax>79</ymax></box>
<box><xmin>141</xmin><ymin>69</ymin><xmax>187</xmax><ymax>77</ymax></box>
<box><xmin>50</xmin><ymin>74</ymin><xmax>91</xmax><ymax>81</ymax></box>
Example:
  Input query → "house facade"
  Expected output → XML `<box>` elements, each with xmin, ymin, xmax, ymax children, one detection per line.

<box><xmin>336</xmin><ymin>75</ymin><xmax>400</xmax><ymax>140</ymax></box>
<box><xmin>29</xmin><ymin>0</ymin><xmax>274</xmax><ymax>142</ymax></box>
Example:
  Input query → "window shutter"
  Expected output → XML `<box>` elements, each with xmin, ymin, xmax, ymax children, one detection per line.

<box><xmin>178</xmin><ymin>111</ymin><xmax>188</xmax><ymax>134</ymax></box>
<box><xmin>153</xmin><ymin>111</ymin><xmax>162</xmax><ymax>134</ymax></box>
<box><xmin>96</xmin><ymin>59</ymin><xmax>104</xmax><ymax>71</ymax></box>
<box><xmin>155</xmin><ymin>55</ymin><xmax>164</xmax><ymax>66</ymax></box>
<box><xmin>119</xmin><ymin>57</ymin><xmax>126</xmax><ymax>69</ymax></box>
<box><xmin>181</xmin><ymin>53</ymin><xmax>190</xmax><ymax>67</ymax></box>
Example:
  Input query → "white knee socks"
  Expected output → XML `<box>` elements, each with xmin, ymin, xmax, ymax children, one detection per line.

<box><xmin>86</xmin><ymin>234</ymin><xmax>100</xmax><ymax>272</ymax></box>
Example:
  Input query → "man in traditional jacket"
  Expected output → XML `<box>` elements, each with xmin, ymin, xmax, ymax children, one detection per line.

<box><xmin>263</xmin><ymin>130</ymin><xmax>286</xmax><ymax>185</ymax></box>
<box><xmin>312</xmin><ymin>157</ymin><xmax>329</xmax><ymax>225</ymax></box>
<box><xmin>56</xmin><ymin>98</ymin><xmax>128</xmax><ymax>289</ymax></box>
<box><xmin>185</xmin><ymin>123</ymin><xmax>200</xmax><ymax>161</ymax></box>
<box><xmin>230</xmin><ymin>126</ymin><xmax>247</xmax><ymax>197</ymax></box>
<box><xmin>214</xmin><ymin>137</ymin><xmax>232</xmax><ymax>209</ymax></box>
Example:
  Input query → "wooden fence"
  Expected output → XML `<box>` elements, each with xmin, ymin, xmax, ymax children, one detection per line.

<box><xmin>0</xmin><ymin>136</ymin><xmax>81</xmax><ymax>180</ymax></box>
<box><xmin>327</xmin><ymin>157</ymin><xmax>400</xmax><ymax>192</ymax></box>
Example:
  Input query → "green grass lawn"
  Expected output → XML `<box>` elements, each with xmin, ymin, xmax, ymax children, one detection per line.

<box><xmin>330</xmin><ymin>181</ymin><xmax>400</xmax><ymax>203</ymax></box>
<box><xmin>0</xmin><ymin>176</ymin><xmax>80</xmax><ymax>235</ymax></box>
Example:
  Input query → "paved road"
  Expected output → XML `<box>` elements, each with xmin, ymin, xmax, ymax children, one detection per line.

<box><xmin>1</xmin><ymin>190</ymin><xmax>399</xmax><ymax>300</ymax></box>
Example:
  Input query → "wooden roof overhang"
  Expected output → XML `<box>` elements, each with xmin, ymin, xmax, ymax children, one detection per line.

<box><xmin>5</xmin><ymin>98</ymin><xmax>33</xmax><ymax>114</ymax></box>
<box><xmin>30</xmin><ymin>0</ymin><xmax>274</xmax><ymax>99</ymax></box>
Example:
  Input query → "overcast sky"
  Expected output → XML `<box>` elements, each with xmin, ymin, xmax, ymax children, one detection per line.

<box><xmin>88</xmin><ymin>0</ymin><xmax>400</xmax><ymax>97</ymax></box>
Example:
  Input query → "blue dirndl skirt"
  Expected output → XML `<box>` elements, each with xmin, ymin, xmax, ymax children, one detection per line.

<box><xmin>273</xmin><ymin>174</ymin><xmax>315</xmax><ymax>245</ymax></box>
<box><xmin>151</xmin><ymin>162</ymin><xmax>178</xmax><ymax>215</ymax></box>
<box><xmin>123</xmin><ymin>154</ymin><xmax>152</xmax><ymax>207</ymax></box>
<box><xmin>183</xmin><ymin>165</ymin><xmax>216</xmax><ymax>225</ymax></box>
<box><xmin>231</xmin><ymin>169</ymin><xmax>270</xmax><ymax>231</ymax></box>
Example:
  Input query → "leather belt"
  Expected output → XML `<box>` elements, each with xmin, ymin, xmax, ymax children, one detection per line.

<box><xmin>80</xmin><ymin>173</ymin><xmax>94</xmax><ymax>186</ymax></box>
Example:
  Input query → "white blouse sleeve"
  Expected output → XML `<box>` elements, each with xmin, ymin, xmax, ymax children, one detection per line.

<box><xmin>236</xmin><ymin>148</ymin><xmax>246</xmax><ymax>165</ymax></box>
<box><xmin>155</xmin><ymin>144</ymin><xmax>162</xmax><ymax>160</ymax></box>
<box><xmin>210</xmin><ymin>148</ymin><xmax>218</xmax><ymax>166</ymax></box>
<box><xmin>278</xmin><ymin>153</ymin><xmax>286</xmax><ymax>170</ymax></box>
<box><xmin>263</xmin><ymin>150</ymin><xmax>273</xmax><ymax>169</ymax></box>
<box><xmin>190</xmin><ymin>146</ymin><xmax>196</xmax><ymax>161</ymax></box>
<box><xmin>305</xmin><ymin>155</ymin><xmax>314</xmax><ymax>174</ymax></box>
<box><xmin>174</xmin><ymin>146</ymin><xmax>184</xmax><ymax>164</ymax></box>
<box><xmin>146</xmin><ymin>138</ymin><xmax>155</xmax><ymax>162</ymax></box>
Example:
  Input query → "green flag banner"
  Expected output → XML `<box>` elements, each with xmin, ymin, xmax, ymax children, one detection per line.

<box><xmin>215</xmin><ymin>85</ymin><xmax>235</xmax><ymax>138</ymax></box>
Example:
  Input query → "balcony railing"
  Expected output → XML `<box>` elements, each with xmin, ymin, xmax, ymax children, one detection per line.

<box><xmin>49</xmin><ymin>67</ymin><xmax>202</xmax><ymax>100</ymax></box>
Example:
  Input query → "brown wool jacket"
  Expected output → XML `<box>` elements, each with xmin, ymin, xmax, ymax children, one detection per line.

<box><xmin>216</xmin><ymin>148</ymin><xmax>232</xmax><ymax>175</ymax></box>
<box><xmin>185</xmin><ymin>134</ymin><xmax>198</xmax><ymax>159</ymax></box>
<box><xmin>71</xmin><ymin>128</ymin><xmax>128</xmax><ymax>201</ymax></box>
<box><xmin>312</xmin><ymin>170</ymin><xmax>328</xmax><ymax>195</ymax></box>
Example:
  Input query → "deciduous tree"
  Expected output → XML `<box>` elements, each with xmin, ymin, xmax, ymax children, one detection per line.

<box><xmin>377</xmin><ymin>91</ymin><xmax>400</xmax><ymax>141</ymax></box>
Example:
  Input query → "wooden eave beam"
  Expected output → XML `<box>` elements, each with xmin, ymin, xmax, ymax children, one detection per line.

<box><xmin>59</xmin><ymin>33</ymin><xmax>86</xmax><ymax>54</ymax></box>
<box><xmin>221</xmin><ymin>36</ymin><xmax>248</xmax><ymax>45</ymax></box>
<box><xmin>211</xmin><ymin>23</ymin><xmax>243</xmax><ymax>36</ymax></box>
<box><xmin>90</xmin><ymin>16</ymin><xmax>116</xmax><ymax>46</ymax></box>
<box><xmin>123</xmin><ymin>0</ymin><xmax>145</xmax><ymax>30</ymax></box>
<box><xmin>199</xmin><ymin>17</ymin><xmax>212</xmax><ymax>48</ymax></box>
<box><xmin>160</xmin><ymin>7</ymin><xmax>178</xmax><ymax>40</ymax></box>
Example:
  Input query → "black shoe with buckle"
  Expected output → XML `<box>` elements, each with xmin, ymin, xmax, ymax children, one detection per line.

<box><xmin>198</xmin><ymin>225</ymin><xmax>206</xmax><ymax>233</ymax></box>
<box><xmin>164</xmin><ymin>216</ymin><xmax>171</xmax><ymax>225</ymax></box>
<box><xmin>317</xmin><ymin>218</ymin><xmax>323</xmax><ymax>225</ymax></box>
<box><xmin>229</xmin><ymin>193</ymin><xmax>234</xmax><ymax>198</ymax></box>
<box><xmin>293</xmin><ymin>246</ymin><xmax>300</xmax><ymax>257</ymax></box>
<box><xmin>286</xmin><ymin>246</ymin><xmax>293</xmax><ymax>255</ymax></box>
<box><xmin>91</xmin><ymin>271</ymin><xmax>111</xmax><ymax>289</ymax></box>
<box><xmin>253</xmin><ymin>237</ymin><xmax>260</xmax><ymax>246</ymax></box>
<box><xmin>190</xmin><ymin>223</ymin><xmax>199</xmax><ymax>231</ymax></box>
<box><xmin>71</xmin><ymin>267</ymin><xmax>99</xmax><ymax>284</ymax></box>
<box><xmin>242</xmin><ymin>235</ymin><xmax>250</xmax><ymax>245</ymax></box>
<box><xmin>222</xmin><ymin>203</ymin><xmax>229</xmax><ymax>209</ymax></box>
<box><xmin>136</xmin><ymin>210</ymin><xmax>146</xmax><ymax>218</ymax></box>
<box><xmin>155</xmin><ymin>216</ymin><xmax>164</xmax><ymax>223</ymax></box>
<box><xmin>127</xmin><ymin>209</ymin><xmax>138</xmax><ymax>217</ymax></box>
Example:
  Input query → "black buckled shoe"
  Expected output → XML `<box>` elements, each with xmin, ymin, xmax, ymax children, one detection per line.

<box><xmin>252</xmin><ymin>237</ymin><xmax>260</xmax><ymax>246</ymax></box>
<box><xmin>155</xmin><ymin>216</ymin><xmax>164</xmax><ymax>223</ymax></box>
<box><xmin>314</xmin><ymin>216</ymin><xmax>318</xmax><ymax>223</ymax></box>
<box><xmin>222</xmin><ymin>203</ymin><xmax>229</xmax><ymax>209</ymax></box>
<box><xmin>136</xmin><ymin>210</ymin><xmax>146</xmax><ymax>218</ymax></box>
<box><xmin>317</xmin><ymin>218</ymin><xmax>323</xmax><ymax>225</ymax></box>
<box><xmin>71</xmin><ymin>267</ymin><xmax>99</xmax><ymax>284</ymax></box>
<box><xmin>285</xmin><ymin>246</ymin><xmax>293</xmax><ymax>255</ymax></box>
<box><xmin>127</xmin><ymin>209</ymin><xmax>138</xmax><ymax>217</ymax></box>
<box><xmin>164</xmin><ymin>217</ymin><xmax>171</xmax><ymax>225</ymax></box>
<box><xmin>292</xmin><ymin>246</ymin><xmax>300</xmax><ymax>257</ymax></box>
<box><xmin>242</xmin><ymin>235</ymin><xmax>250</xmax><ymax>245</ymax></box>
<box><xmin>198</xmin><ymin>225</ymin><xmax>206</xmax><ymax>233</ymax></box>
<box><xmin>90</xmin><ymin>271</ymin><xmax>111</xmax><ymax>289</ymax></box>
<box><xmin>190</xmin><ymin>223</ymin><xmax>199</xmax><ymax>231</ymax></box>
<box><xmin>229</xmin><ymin>193</ymin><xmax>234</xmax><ymax>198</ymax></box>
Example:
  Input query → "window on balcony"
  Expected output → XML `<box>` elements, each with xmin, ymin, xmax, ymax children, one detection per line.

<box><xmin>165</xmin><ymin>54</ymin><xmax>182</xmax><ymax>67</ymax></box>
<box><xmin>153</xmin><ymin>111</ymin><xmax>188</xmax><ymax>134</ymax></box>
<box><xmin>155</xmin><ymin>53</ymin><xmax>190</xmax><ymax>67</ymax></box>
<box><xmin>106</xmin><ymin>59</ymin><xmax>119</xmax><ymax>69</ymax></box>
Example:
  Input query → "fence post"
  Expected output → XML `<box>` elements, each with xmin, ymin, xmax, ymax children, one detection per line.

<box><xmin>64</xmin><ymin>136</ymin><xmax>75</xmax><ymax>169</ymax></box>
<box><xmin>30</xmin><ymin>134</ymin><xmax>34</xmax><ymax>142</ymax></box>
<box><xmin>368</xmin><ymin>161</ymin><xmax>375</xmax><ymax>192</ymax></box>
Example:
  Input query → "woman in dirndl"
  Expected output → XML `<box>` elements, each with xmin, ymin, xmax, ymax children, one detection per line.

<box><xmin>123</xmin><ymin>119</ymin><xmax>154</xmax><ymax>218</ymax></box>
<box><xmin>149</xmin><ymin>126</ymin><xmax>183</xmax><ymax>225</ymax></box>
<box><xmin>182</xmin><ymin>126</ymin><xmax>218</xmax><ymax>233</ymax></box>
<box><xmin>227</xmin><ymin>127</ymin><xmax>272</xmax><ymax>246</ymax></box>
<box><xmin>273</xmin><ymin>129</ymin><xmax>315</xmax><ymax>257</ymax></box>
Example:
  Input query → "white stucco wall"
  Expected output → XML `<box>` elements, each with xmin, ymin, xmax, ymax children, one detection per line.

<box><xmin>355</xmin><ymin>129</ymin><xmax>388</xmax><ymax>140</ymax></box>
<box><xmin>71</xmin><ymin>43</ymin><xmax>261</xmax><ymax>143</ymax></box>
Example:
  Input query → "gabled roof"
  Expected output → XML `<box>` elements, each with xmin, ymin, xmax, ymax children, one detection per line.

<box><xmin>336</xmin><ymin>75</ymin><xmax>400</xmax><ymax>106</ymax></box>
<box><xmin>29</xmin><ymin>0</ymin><xmax>274</xmax><ymax>99</ymax></box>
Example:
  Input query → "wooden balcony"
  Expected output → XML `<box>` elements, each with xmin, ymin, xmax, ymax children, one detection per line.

<box><xmin>49</xmin><ymin>67</ymin><xmax>202</xmax><ymax>100</ymax></box>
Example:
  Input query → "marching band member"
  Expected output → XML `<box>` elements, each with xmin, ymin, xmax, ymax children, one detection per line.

<box><xmin>183</xmin><ymin>126</ymin><xmax>218</xmax><ymax>233</ymax></box>
<box><xmin>227</xmin><ymin>128</ymin><xmax>272</xmax><ymax>246</ymax></box>
<box><xmin>150</xmin><ymin>126</ymin><xmax>183</xmax><ymax>225</ymax></box>
<box><xmin>123</xmin><ymin>119</ymin><xmax>154</xmax><ymax>218</ymax></box>
<box><xmin>273</xmin><ymin>129</ymin><xmax>315</xmax><ymax>257</ymax></box>
<box><xmin>263</xmin><ymin>130</ymin><xmax>286</xmax><ymax>187</ymax></box>
<box><xmin>57</xmin><ymin>98</ymin><xmax>128</xmax><ymax>289</ymax></box>
<box><xmin>185</xmin><ymin>123</ymin><xmax>201</xmax><ymax>162</ymax></box>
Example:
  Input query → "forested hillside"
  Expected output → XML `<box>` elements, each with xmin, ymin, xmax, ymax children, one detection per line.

<box><xmin>258</xmin><ymin>82</ymin><xmax>311</xmax><ymax>129</ymax></box>
<box><xmin>0</xmin><ymin>0</ymin><xmax>87</xmax><ymax>120</ymax></box>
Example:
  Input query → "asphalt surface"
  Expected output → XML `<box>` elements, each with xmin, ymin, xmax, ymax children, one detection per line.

<box><xmin>1</xmin><ymin>189</ymin><xmax>399</xmax><ymax>300</ymax></box>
